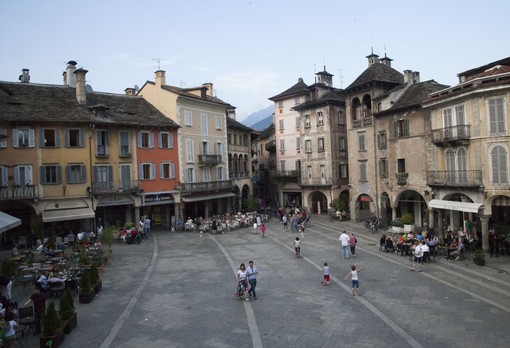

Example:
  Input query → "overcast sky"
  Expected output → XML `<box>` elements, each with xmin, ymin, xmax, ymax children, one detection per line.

<box><xmin>1</xmin><ymin>0</ymin><xmax>509</xmax><ymax>121</ymax></box>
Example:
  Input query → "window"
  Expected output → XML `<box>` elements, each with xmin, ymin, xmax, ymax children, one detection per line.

<box><xmin>233</xmin><ymin>134</ymin><xmax>238</xmax><ymax>145</ymax></box>
<box><xmin>201</xmin><ymin>113</ymin><xmax>208</xmax><ymax>135</ymax></box>
<box><xmin>358</xmin><ymin>132</ymin><xmax>366</xmax><ymax>151</ymax></box>
<box><xmin>320</xmin><ymin>165</ymin><xmax>325</xmax><ymax>178</ymax></box>
<box><xmin>203</xmin><ymin>167</ymin><xmax>211</xmax><ymax>182</ymax></box>
<box><xmin>216</xmin><ymin>142</ymin><xmax>223</xmax><ymax>160</ymax></box>
<box><xmin>185</xmin><ymin>111</ymin><xmax>192</xmax><ymax>126</ymax></box>
<box><xmin>489</xmin><ymin>98</ymin><xmax>505</xmax><ymax>135</ymax></box>
<box><xmin>318</xmin><ymin>138</ymin><xmax>325</xmax><ymax>152</ymax></box>
<box><xmin>359</xmin><ymin>161</ymin><xmax>367</xmax><ymax>181</ymax></box>
<box><xmin>307</xmin><ymin>165</ymin><xmax>312</xmax><ymax>179</ymax></box>
<box><xmin>378</xmin><ymin>132</ymin><xmax>387</xmax><ymax>149</ymax></box>
<box><xmin>491</xmin><ymin>145</ymin><xmax>508</xmax><ymax>184</ymax></box>
<box><xmin>295</xmin><ymin>116</ymin><xmax>300</xmax><ymax>128</ymax></box>
<box><xmin>0</xmin><ymin>128</ymin><xmax>7</xmax><ymax>148</ymax></box>
<box><xmin>0</xmin><ymin>166</ymin><xmax>8</xmax><ymax>186</ymax></box>
<box><xmin>278</xmin><ymin>101</ymin><xmax>283</xmax><ymax>108</ymax></box>
<box><xmin>140</xmin><ymin>163</ymin><xmax>156</xmax><ymax>180</ymax></box>
<box><xmin>337</xmin><ymin>111</ymin><xmax>345</xmax><ymax>125</ymax></box>
<box><xmin>228</xmin><ymin>134</ymin><xmax>232</xmax><ymax>145</ymax></box>
<box><xmin>12</xmin><ymin>128</ymin><xmax>35</xmax><ymax>148</ymax></box>
<box><xmin>215</xmin><ymin>115</ymin><xmax>222</xmax><ymax>130</ymax></box>
<box><xmin>339</xmin><ymin>163</ymin><xmax>348</xmax><ymax>179</ymax></box>
<box><xmin>305</xmin><ymin>114</ymin><xmax>311</xmax><ymax>128</ymax></box>
<box><xmin>216</xmin><ymin>167</ymin><xmax>224</xmax><ymax>180</ymax></box>
<box><xmin>138</xmin><ymin>131</ymin><xmax>154</xmax><ymax>149</ymax></box>
<box><xmin>40</xmin><ymin>165</ymin><xmax>62</xmax><ymax>184</ymax></box>
<box><xmin>201</xmin><ymin>141</ymin><xmax>210</xmax><ymax>155</ymax></box>
<box><xmin>317</xmin><ymin>112</ymin><xmax>324</xmax><ymax>126</ymax></box>
<box><xmin>279</xmin><ymin>139</ymin><xmax>285</xmax><ymax>151</ymax></box>
<box><xmin>379</xmin><ymin>158</ymin><xmax>388</xmax><ymax>178</ymax></box>
<box><xmin>64</xmin><ymin>128</ymin><xmax>85</xmax><ymax>147</ymax></box>
<box><xmin>296</xmin><ymin>137</ymin><xmax>301</xmax><ymax>149</ymax></box>
<box><xmin>443</xmin><ymin>104</ymin><xmax>466</xmax><ymax>128</ymax></box>
<box><xmin>280</xmin><ymin>160</ymin><xmax>286</xmax><ymax>172</ymax></box>
<box><xmin>186</xmin><ymin>139</ymin><xmax>194</xmax><ymax>163</ymax></box>
<box><xmin>457</xmin><ymin>147</ymin><xmax>468</xmax><ymax>183</ymax></box>
<box><xmin>159</xmin><ymin>131</ymin><xmax>173</xmax><ymax>149</ymax></box>
<box><xmin>39</xmin><ymin>129</ymin><xmax>60</xmax><ymax>147</ymax></box>
<box><xmin>93</xmin><ymin>165</ymin><xmax>112</xmax><ymax>192</ymax></box>
<box><xmin>393</xmin><ymin>119</ymin><xmax>409</xmax><ymax>138</ymax></box>
<box><xmin>185</xmin><ymin>168</ymin><xmax>195</xmax><ymax>182</ymax></box>
<box><xmin>119</xmin><ymin>131</ymin><xmax>130</xmax><ymax>156</ymax></box>
<box><xmin>66</xmin><ymin>164</ymin><xmax>86</xmax><ymax>184</ymax></box>
<box><xmin>397</xmin><ymin>158</ymin><xmax>406</xmax><ymax>173</ymax></box>
<box><xmin>14</xmin><ymin>165</ymin><xmax>33</xmax><ymax>186</ymax></box>
<box><xmin>294</xmin><ymin>96</ymin><xmax>300</xmax><ymax>105</ymax></box>
<box><xmin>160</xmin><ymin>162</ymin><xmax>175</xmax><ymax>179</ymax></box>
<box><xmin>339</xmin><ymin>137</ymin><xmax>346</xmax><ymax>151</ymax></box>
<box><xmin>279</xmin><ymin>119</ymin><xmax>284</xmax><ymax>130</ymax></box>
<box><xmin>120</xmin><ymin>164</ymin><xmax>131</xmax><ymax>190</ymax></box>
<box><xmin>305</xmin><ymin>139</ymin><xmax>312</xmax><ymax>153</ymax></box>
<box><xmin>96</xmin><ymin>130</ymin><xmax>109</xmax><ymax>156</ymax></box>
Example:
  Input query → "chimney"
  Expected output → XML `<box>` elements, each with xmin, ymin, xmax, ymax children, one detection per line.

<box><xmin>366</xmin><ymin>48</ymin><xmax>380</xmax><ymax>66</ymax></box>
<box><xmin>227</xmin><ymin>106</ymin><xmax>236</xmax><ymax>120</ymax></box>
<box><xmin>412</xmin><ymin>71</ymin><xmax>420</xmax><ymax>84</ymax></box>
<box><xmin>380</xmin><ymin>54</ymin><xmax>393</xmax><ymax>67</ymax></box>
<box><xmin>74</xmin><ymin>68</ymin><xmax>88</xmax><ymax>104</ymax></box>
<box><xmin>403</xmin><ymin>70</ymin><xmax>413</xmax><ymax>84</ymax></box>
<box><xmin>125</xmin><ymin>87</ymin><xmax>136</xmax><ymax>96</ymax></box>
<box><xmin>155</xmin><ymin>70</ymin><xmax>166</xmax><ymax>87</ymax></box>
<box><xmin>65</xmin><ymin>61</ymin><xmax>77</xmax><ymax>87</ymax></box>
<box><xmin>202</xmin><ymin>83</ymin><xmax>214</xmax><ymax>97</ymax></box>
<box><xmin>19</xmin><ymin>69</ymin><xmax>30</xmax><ymax>83</ymax></box>
<box><xmin>316</xmin><ymin>67</ymin><xmax>333</xmax><ymax>86</ymax></box>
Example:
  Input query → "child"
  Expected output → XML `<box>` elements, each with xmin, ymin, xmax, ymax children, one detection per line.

<box><xmin>294</xmin><ymin>237</ymin><xmax>301</xmax><ymax>256</ymax></box>
<box><xmin>321</xmin><ymin>263</ymin><xmax>330</xmax><ymax>286</ymax></box>
<box><xmin>260</xmin><ymin>224</ymin><xmax>266</xmax><ymax>238</ymax></box>
<box><xmin>344</xmin><ymin>265</ymin><xmax>365</xmax><ymax>296</ymax></box>
<box><xmin>253</xmin><ymin>222</ymin><xmax>258</xmax><ymax>234</ymax></box>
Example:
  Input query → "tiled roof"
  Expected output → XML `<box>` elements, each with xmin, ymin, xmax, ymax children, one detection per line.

<box><xmin>144</xmin><ymin>81</ymin><xmax>231</xmax><ymax>107</ymax></box>
<box><xmin>227</xmin><ymin>116</ymin><xmax>254</xmax><ymax>132</ymax></box>
<box><xmin>293</xmin><ymin>89</ymin><xmax>345</xmax><ymax>111</ymax></box>
<box><xmin>345</xmin><ymin>63</ymin><xmax>404</xmax><ymax>92</ymax></box>
<box><xmin>269</xmin><ymin>78</ymin><xmax>308</xmax><ymax>101</ymax></box>
<box><xmin>258</xmin><ymin>123</ymin><xmax>274</xmax><ymax>139</ymax></box>
<box><xmin>0</xmin><ymin>81</ymin><xmax>179</xmax><ymax>128</ymax></box>
<box><xmin>458</xmin><ymin>56</ymin><xmax>510</xmax><ymax>80</ymax></box>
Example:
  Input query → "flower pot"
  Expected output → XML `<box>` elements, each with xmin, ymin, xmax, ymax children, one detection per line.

<box><xmin>62</xmin><ymin>312</ymin><xmax>77</xmax><ymax>334</ymax></box>
<box><xmin>40</xmin><ymin>331</ymin><xmax>65</xmax><ymax>348</ymax></box>
<box><xmin>79</xmin><ymin>291</ymin><xmax>95</xmax><ymax>304</ymax></box>
<box><xmin>404</xmin><ymin>224</ymin><xmax>414</xmax><ymax>232</ymax></box>
<box><xmin>392</xmin><ymin>226</ymin><xmax>404</xmax><ymax>233</ymax></box>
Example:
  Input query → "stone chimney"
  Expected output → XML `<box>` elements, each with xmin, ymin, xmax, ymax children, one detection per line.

<box><xmin>380</xmin><ymin>54</ymin><xmax>393</xmax><ymax>67</ymax></box>
<box><xmin>125</xmin><ymin>87</ymin><xmax>136</xmax><ymax>96</ymax></box>
<box><xmin>227</xmin><ymin>106</ymin><xmax>236</xmax><ymax>120</ymax></box>
<box><xmin>412</xmin><ymin>71</ymin><xmax>420</xmax><ymax>84</ymax></box>
<box><xmin>64</xmin><ymin>61</ymin><xmax>77</xmax><ymax>87</ymax></box>
<box><xmin>19</xmin><ymin>69</ymin><xmax>30</xmax><ymax>83</ymax></box>
<box><xmin>202</xmin><ymin>83</ymin><xmax>214</xmax><ymax>97</ymax></box>
<box><xmin>403</xmin><ymin>70</ymin><xmax>413</xmax><ymax>84</ymax></box>
<box><xmin>74</xmin><ymin>68</ymin><xmax>88</xmax><ymax>104</ymax></box>
<box><xmin>155</xmin><ymin>70</ymin><xmax>166</xmax><ymax>87</ymax></box>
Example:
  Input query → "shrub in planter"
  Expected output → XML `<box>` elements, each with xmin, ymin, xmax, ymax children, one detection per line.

<box><xmin>41</xmin><ymin>301</ymin><xmax>64</xmax><ymax>348</ymax></box>
<box><xmin>473</xmin><ymin>250</ymin><xmax>486</xmax><ymax>266</ymax></box>
<box><xmin>59</xmin><ymin>288</ymin><xmax>77</xmax><ymax>334</ymax></box>
<box><xmin>401</xmin><ymin>213</ymin><xmax>414</xmax><ymax>225</ymax></box>
<box><xmin>79</xmin><ymin>270</ymin><xmax>95</xmax><ymax>304</ymax></box>
<box><xmin>90</xmin><ymin>261</ymin><xmax>102</xmax><ymax>293</ymax></box>
<box><xmin>391</xmin><ymin>219</ymin><xmax>404</xmax><ymax>228</ymax></box>
<box><xmin>0</xmin><ymin>259</ymin><xmax>18</xmax><ymax>279</ymax></box>
<box><xmin>79</xmin><ymin>251</ymin><xmax>91</xmax><ymax>267</ymax></box>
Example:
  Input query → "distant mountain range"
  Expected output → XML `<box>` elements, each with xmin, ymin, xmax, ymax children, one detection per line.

<box><xmin>241</xmin><ymin>105</ymin><xmax>273</xmax><ymax>131</ymax></box>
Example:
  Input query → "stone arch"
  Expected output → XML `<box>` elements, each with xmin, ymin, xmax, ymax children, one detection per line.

<box><xmin>362</xmin><ymin>94</ymin><xmax>372</xmax><ymax>117</ymax></box>
<box><xmin>395</xmin><ymin>190</ymin><xmax>427</xmax><ymax>227</ymax></box>
<box><xmin>351</xmin><ymin>97</ymin><xmax>361</xmax><ymax>121</ymax></box>
<box><xmin>309</xmin><ymin>191</ymin><xmax>328</xmax><ymax>214</ymax></box>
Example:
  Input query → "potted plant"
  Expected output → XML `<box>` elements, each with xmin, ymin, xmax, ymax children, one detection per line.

<box><xmin>391</xmin><ymin>219</ymin><xmax>404</xmax><ymax>233</ymax></box>
<box><xmin>101</xmin><ymin>225</ymin><xmax>117</xmax><ymax>258</ymax></box>
<box><xmin>59</xmin><ymin>288</ymin><xmax>77</xmax><ymax>334</ymax></box>
<box><xmin>401</xmin><ymin>213</ymin><xmax>414</xmax><ymax>232</ymax></box>
<box><xmin>0</xmin><ymin>259</ymin><xmax>18</xmax><ymax>280</ymax></box>
<box><xmin>90</xmin><ymin>261</ymin><xmax>102</xmax><ymax>294</ymax></box>
<box><xmin>79</xmin><ymin>251</ymin><xmax>91</xmax><ymax>268</ymax></box>
<box><xmin>473</xmin><ymin>250</ymin><xmax>486</xmax><ymax>266</ymax></box>
<box><xmin>78</xmin><ymin>270</ymin><xmax>95</xmax><ymax>304</ymax></box>
<box><xmin>40</xmin><ymin>301</ymin><xmax>65</xmax><ymax>348</ymax></box>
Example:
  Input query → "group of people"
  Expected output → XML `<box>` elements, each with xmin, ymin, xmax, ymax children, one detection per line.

<box><xmin>339</xmin><ymin>230</ymin><xmax>358</xmax><ymax>259</ymax></box>
<box><xmin>236</xmin><ymin>261</ymin><xmax>258</xmax><ymax>301</ymax></box>
<box><xmin>280</xmin><ymin>208</ymin><xmax>309</xmax><ymax>234</ymax></box>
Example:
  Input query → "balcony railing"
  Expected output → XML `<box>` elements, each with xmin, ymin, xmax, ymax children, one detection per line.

<box><xmin>180</xmin><ymin>180</ymin><xmax>233</xmax><ymax>195</ymax></box>
<box><xmin>431</xmin><ymin>125</ymin><xmax>470</xmax><ymax>145</ymax></box>
<box><xmin>426</xmin><ymin>170</ymin><xmax>483</xmax><ymax>187</ymax></box>
<box><xmin>396</xmin><ymin>173</ymin><xmax>409</xmax><ymax>185</ymax></box>
<box><xmin>269</xmin><ymin>170</ymin><xmax>299</xmax><ymax>178</ymax></box>
<box><xmin>265</xmin><ymin>139</ymin><xmax>276</xmax><ymax>151</ymax></box>
<box><xmin>198</xmin><ymin>154</ymin><xmax>222</xmax><ymax>165</ymax></box>
<box><xmin>352</xmin><ymin>116</ymin><xmax>374</xmax><ymax>129</ymax></box>
<box><xmin>92</xmin><ymin>180</ymin><xmax>141</xmax><ymax>195</ymax></box>
<box><xmin>298</xmin><ymin>177</ymin><xmax>341</xmax><ymax>187</ymax></box>
<box><xmin>229</xmin><ymin>172</ymin><xmax>250</xmax><ymax>179</ymax></box>
<box><xmin>0</xmin><ymin>185</ymin><xmax>39</xmax><ymax>199</ymax></box>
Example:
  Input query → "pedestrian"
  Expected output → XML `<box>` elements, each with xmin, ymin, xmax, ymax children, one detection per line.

<box><xmin>23</xmin><ymin>284</ymin><xmax>48</xmax><ymax>335</ymax></box>
<box><xmin>321</xmin><ymin>262</ymin><xmax>330</xmax><ymax>286</ymax></box>
<box><xmin>294</xmin><ymin>237</ymin><xmax>301</xmax><ymax>256</ymax></box>
<box><xmin>2</xmin><ymin>311</ymin><xmax>18</xmax><ymax>348</ymax></box>
<box><xmin>349</xmin><ymin>232</ymin><xmax>358</xmax><ymax>257</ymax></box>
<box><xmin>339</xmin><ymin>230</ymin><xmax>350</xmax><ymax>259</ymax></box>
<box><xmin>282</xmin><ymin>214</ymin><xmax>288</xmax><ymax>231</ymax></box>
<box><xmin>0</xmin><ymin>274</ymin><xmax>13</xmax><ymax>300</ymax></box>
<box><xmin>246</xmin><ymin>260</ymin><xmax>258</xmax><ymax>300</ymax></box>
<box><xmin>237</xmin><ymin>263</ymin><xmax>249</xmax><ymax>301</ymax></box>
<box><xmin>253</xmin><ymin>222</ymin><xmax>258</xmax><ymax>234</ymax></box>
<box><xmin>260</xmin><ymin>224</ymin><xmax>266</xmax><ymax>238</ymax></box>
<box><xmin>344</xmin><ymin>265</ymin><xmax>365</xmax><ymax>296</ymax></box>
<box><xmin>144</xmin><ymin>216</ymin><xmax>152</xmax><ymax>238</ymax></box>
<box><xmin>411</xmin><ymin>240</ymin><xmax>424</xmax><ymax>272</ymax></box>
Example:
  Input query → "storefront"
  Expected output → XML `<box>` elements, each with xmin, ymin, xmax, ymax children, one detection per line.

<box><xmin>41</xmin><ymin>198</ymin><xmax>95</xmax><ymax>235</ymax></box>
<box><xmin>95</xmin><ymin>195</ymin><xmax>135</xmax><ymax>229</ymax></box>
<box><xmin>140</xmin><ymin>192</ymin><xmax>175</xmax><ymax>228</ymax></box>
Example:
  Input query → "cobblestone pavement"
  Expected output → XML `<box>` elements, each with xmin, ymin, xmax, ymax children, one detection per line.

<box><xmin>12</xmin><ymin>214</ymin><xmax>510</xmax><ymax>347</ymax></box>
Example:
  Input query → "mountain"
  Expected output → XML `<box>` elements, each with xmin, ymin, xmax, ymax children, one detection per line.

<box><xmin>241</xmin><ymin>105</ymin><xmax>273</xmax><ymax>130</ymax></box>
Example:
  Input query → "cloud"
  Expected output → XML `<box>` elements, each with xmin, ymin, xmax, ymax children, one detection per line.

<box><xmin>214</xmin><ymin>70</ymin><xmax>281</xmax><ymax>93</ymax></box>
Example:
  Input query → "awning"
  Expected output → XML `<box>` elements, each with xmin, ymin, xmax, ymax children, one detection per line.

<box><xmin>0</xmin><ymin>211</ymin><xmax>21</xmax><ymax>234</ymax></box>
<box><xmin>182</xmin><ymin>192</ymin><xmax>236</xmax><ymax>203</ymax></box>
<box><xmin>42</xmin><ymin>207</ymin><xmax>95</xmax><ymax>223</ymax></box>
<box><xmin>359</xmin><ymin>195</ymin><xmax>373</xmax><ymax>202</ymax></box>
<box><xmin>428</xmin><ymin>199</ymin><xmax>484</xmax><ymax>213</ymax></box>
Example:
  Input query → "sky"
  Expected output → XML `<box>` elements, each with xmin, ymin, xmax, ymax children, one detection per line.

<box><xmin>1</xmin><ymin>0</ymin><xmax>509</xmax><ymax>122</ymax></box>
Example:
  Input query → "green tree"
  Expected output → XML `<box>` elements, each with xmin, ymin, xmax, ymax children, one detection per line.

<box><xmin>329</xmin><ymin>198</ymin><xmax>346</xmax><ymax>212</ymax></box>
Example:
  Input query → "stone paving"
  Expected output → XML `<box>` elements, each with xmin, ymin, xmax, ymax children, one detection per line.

<box><xmin>9</xmin><ymin>214</ymin><xmax>510</xmax><ymax>348</ymax></box>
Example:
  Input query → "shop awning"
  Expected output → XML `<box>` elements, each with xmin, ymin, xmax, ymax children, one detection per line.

<box><xmin>182</xmin><ymin>192</ymin><xmax>236</xmax><ymax>203</ymax></box>
<box><xmin>42</xmin><ymin>207</ymin><xmax>95</xmax><ymax>223</ymax></box>
<box><xmin>0</xmin><ymin>211</ymin><xmax>21</xmax><ymax>234</ymax></box>
<box><xmin>428</xmin><ymin>199</ymin><xmax>484</xmax><ymax>213</ymax></box>
<box><xmin>359</xmin><ymin>195</ymin><xmax>373</xmax><ymax>202</ymax></box>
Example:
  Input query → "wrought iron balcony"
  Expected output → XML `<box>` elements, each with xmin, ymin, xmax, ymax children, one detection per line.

<box><xmin>352</xmin><ymin>116</ymin><xmax>374</xmax><ymax>129</ymax></box>
<box><xmin>0</xmin><ymin>185</ymin><xmax>39</xmax><ymax>199</ymax></box>
<box><xmin>265</xmin><ymin>139</ymin><xmax>276</xmax><ymax>151</ymax></box>
<box><xmin>229</xmin><ymin>172</ymin><xmax>250</xmax><ymax>179</ymax></box>
<box><xmin>198</xmin><ymin>154</ymin><xmax>222</xmax><ymax>165</ymax></box>
<box><xmin>432</xmin><ymin>125</ymin><xmax>471</xmax><ymax>146</ymax></box>
<box><xmin>426</xmin><ymin>170</ymin><xmax>483</xmax><ymax>187</ymax></box>
<box><xmin>269</xmin><ymin>170</ymin><xmax>299</xmax><ymax>178</ymax></box>
<box><xmin>396</xmin><ymin>173</ymin><xmax>409</xmax><ymax>185</ymax></box>
<box><xmin>298</xmin><ymin>177</ymin><xmax>341</xmax><ymax>187</ymax></box>
<box><xmin>180</xmin><ymin>179</ymin><xmax>233</xmax><ymax>195</ymax></box>
<box><xmin>92</xmin><ymin>180</ymin><xmax>141</xmax><ymax>195</ymax></box>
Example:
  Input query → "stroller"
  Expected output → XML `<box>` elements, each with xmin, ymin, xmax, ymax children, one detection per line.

<box><xmin>236</xmin><ymin>279</ymin><xmax>249</xmax><ymax>301</ymax></box>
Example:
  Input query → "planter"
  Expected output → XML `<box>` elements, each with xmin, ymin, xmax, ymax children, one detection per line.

<box><xmin>40</xmin><ymin>331</ymin><xmax>65</xmax><ymax>348</ymax></box>
<box><xmin>404</xmin><ymin>224</ymin><xmax>414</xmax><ymax>232</ymax></box>
<box><xmin>62</xmin><ymin>312</ymin><xmax>77</xmax><ymax>334</ymax></box>
<box><xmin>392</xmin><ymin>226</ymin><xmax>404</xmax><ymax>233</ymax></box>
<box><xmin>94</xmin><ymin>279</ymin><xmax>103</xmax><ymax>294</ymax></box>
<box><xmin>79</xmin><ymin>291</ymin><xmax>95</xmax><ymax>304</ymax></box>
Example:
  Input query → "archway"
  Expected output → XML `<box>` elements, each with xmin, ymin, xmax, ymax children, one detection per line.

<box><xmin>310</xmin><ymin>191</ymin><xmax>328</xmax><ymax>214</ymax></box>
<box><xmin>241</xmin><ymin>184</ymin><xmax>250</xmax><ymax>211</ymax></box>
<box><xmin>351</xmin><ymin>97</ymin><xmax>361</xmax><ymax>121</ymax></box>
<box><xmin>380</xmin><ymin>192</ymin><xmax>392</xmax><ymax>227</ymax></box>
<box><xmin>356</xmin><ymin>194</ymin><xmax>373</xmax><ymax>222</ymax></box>
<box><xmin>395</xmin><ymin>190</ymin><xmax>427</xmax><ymax>227</ymax></box>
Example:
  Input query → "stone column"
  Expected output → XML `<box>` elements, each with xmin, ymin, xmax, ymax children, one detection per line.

<box><xmin>392</xmin><ymin>207</ymin><xmax>397</xmax><ymax>221</ymax></box>
<box><xmin>479</xmin><ymin>214</ymin><xmax>489</xmax><ymax>253</ymax></box>
<box><xmin>428</xmin><ymin>208</ymin><xmax>434</xmax><ymax>229</ymax></box>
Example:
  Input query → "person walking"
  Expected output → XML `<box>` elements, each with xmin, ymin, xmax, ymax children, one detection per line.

<box><xmin>260</xmin><ymin>224</ymin><xmax>266</xmax><ymax>238</ymax></box>
<box><xmin>23</xmin><ymin>284</ymin><xmax>48</xmax><ymax>335</ymax></box>
<box><xmin>339</xmin><ymin>230</ymin><xmax>350</xmax><ymax>259</ymax></box>
<box><xmin>344</xmin><ymin>265</ymin><xmax>365</xmax><ymax>296</ymax></box>
<box><xmin>253</xmin><ymin>222</ymin><xmax>258</xmax><ymax>234</ymax></box>
<box><xmin>144</xmin><ymin>216</ymin><xmax>152</xmax><ymax>238</ymax></box>
<box><xmin>411</xmin><ymin>240</ymin><xmax>424</xmax><ymax>272</ymax></box>
<box><xmin>349</xmin><ymin>232</ymin><xmax>358</xmax><ymax>258</ymax></box>
<box><xmin>282</xmin><ymin>214</ymin><xmax>288</xmax><ymax>231</ymax></box>
<box><xmin>321</xmin><ymin>262</ymin><xmax>330</xmax><ymax>286</ymax></box>
<box><xmin>246</xmin><ymin>260</ymin><xmax>258</xmax><ymax>300</ymax></box>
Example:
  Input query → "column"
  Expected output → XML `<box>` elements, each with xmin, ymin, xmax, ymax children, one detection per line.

<box><xmin>479</xmin><ymin>214</ymin><xmax>489</xmax><ymax>253</ymax></box>
<box><xmin>437</xmin><ymin>210</ymin><xmax>444</xmax><ymax>238</ymax></box>
<box><xmin>427</xmin><ymin>208</ymin><xmax>434</xmax><ymax>229</ymax></box>
<box><xmin>391</xmin><ymin>207</ymin><xmax>397</xmax><ymax>222</ymax></box>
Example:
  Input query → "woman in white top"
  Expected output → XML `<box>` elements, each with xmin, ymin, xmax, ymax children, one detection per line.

<box><xmin>253</xmin><ymin>222</ymin><xmax>258</xmax><ymax>234</ymax></box>
<box><xmin>237</xmin><ymin>264</ymin><xmax>249</xmax><ymax>300</ymax></box>
<box><xmin>3</xmin><ymin>311</ymin><xmax>19</xmax><ymax>348</ymax></box>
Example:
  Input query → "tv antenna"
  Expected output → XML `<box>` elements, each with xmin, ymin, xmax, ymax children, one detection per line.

<box><xmin>336</xmin><ymin>68</ymin><xmax>344</xmax><ymax>88</ymax></box>
<box><xmin>152</xmin><ymin>58</ymin><xmax>161</xmax><ymax>70</ymax></box>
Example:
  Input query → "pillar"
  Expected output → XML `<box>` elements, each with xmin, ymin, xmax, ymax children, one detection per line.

<box><xmin>480</xmin><ymin>214</ymin><xmax>489</xmax><ymax>253</ymax></box>
<box><xmin>427</xmin><ymin>208</ymin><xmax>434</xmax><ymax>229</ymax></box>
<box><xmin>134</xmin><ymin>207</ymin><xmax>140</xmax><ymax>225</ymax></box>
<box><xmin>391</xmin><ymin>207</ymin><xmax>397</xmax><ymax>221</ymax></box>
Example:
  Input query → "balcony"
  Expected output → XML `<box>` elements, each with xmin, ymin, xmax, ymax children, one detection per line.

<box><xmin>180</xmin><ymin>180</ymin><xmax>233</xmax><ymax>196</ymax></box>
<box><xmin>198</xmin><ymin>154</ymin><xmax>222</xmax><ymax>165</ymax></box>
<box><xmin>265</xmin><ymin>139</ymin><xmax>276</xmax><ymax>151</ymax></box>
<box><xmin>269</xmin><ymin>170</ymin><xmax>299</xmax><ymax>178</ymax></box>
<box><xmin>426</xmin><ymin>170</ymin><xmax>483</xmax><ymax>188</ymax></box>
<box><xmin>432</xmin><ymin>125</ymin><xmax>470</xmax><ymax>146</ymax></box>
<box><xmin>396</xmin><ymin>173</ymin><xmax>409</xmax><ymax>185</ymax></box>
<box><xmin>0</xmin><ymin>185</ymin><xmax>39</xmax><ymax>200</ymax></box>
<box><xmin>352</xmin><ymin>116</ymin><xmax>374</xmax><ymax>129</ymax></box>
<box><xmin>229</xmin><ymin>172</ymin><xmax>250</xmax><ymax>179</ymax></box>
<box><xmin>92</xmin><ymin>180</ymin><xmax>141</xmax><ymax>195</ymax></box>
<box><xmin>298</xmin><ymin>177</ymin><xmax>340</xmax><ymax>187</ymax></box>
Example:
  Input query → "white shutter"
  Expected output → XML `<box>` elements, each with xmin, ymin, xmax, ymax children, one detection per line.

<box><xmin>28</xmin><ymin>129</ymin><xmax>35</xmax><ymax>147</ymax></box>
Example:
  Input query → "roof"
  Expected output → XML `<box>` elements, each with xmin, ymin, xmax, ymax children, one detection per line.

<box><xmin>458</xmin><ymin>56</ymin><xmax>510</xmax><ymax>80</ymax></box>
<box><xmin>269</xmin><ymin>78</ymin><xmax>308</xmax><ymax>101</ymax></box>
<box><xmin>227</xmin><ymin>116</ymin><xmax>254</xmax><ymax>132</ymax></box>
<box><xmin>293</xmin><ymin>89</ymin><xmax>345</xmax><ymax>111</ymax></box>
<box><xmin>345</xmin><ymin>63</ymin><xmax>403</xmax><ymax>92</ymax></box>
<box><xmin>143</xmin><ymin>81</ymin><xmax>231</xmax><ymax>107</ymax></box>
<box><xmin>0</xmin><ymin>81</ymin><xmax>179</xmax><ymax>128</ymax></box>
<box><xmin>258</xmin><ymin>123</ymin><xmax>274</xmax><ymax>139</ymax></box>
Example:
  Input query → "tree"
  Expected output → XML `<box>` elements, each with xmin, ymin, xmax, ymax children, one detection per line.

<box><xmin>329</xmin><ymin>198</ymin><xmax>346</xmax><ymax>212</ymax></box>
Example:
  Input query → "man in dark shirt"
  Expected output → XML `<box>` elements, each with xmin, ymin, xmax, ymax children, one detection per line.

<box><xmin>23</xmin><ymin>285</ymin><xmax>48</xmax><ymax>335</ymax></box>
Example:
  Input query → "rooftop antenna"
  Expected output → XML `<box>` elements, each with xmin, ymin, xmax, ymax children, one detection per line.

<box><xmin>180</xmin><ymin>81</ymin><xmax>186</xmax><ymax>88</ymax></box>
<box><xmin>152</xmin><ymin>58</ymin><xmax>161</xmax><ymax>70</ymax></box>
<box><xmin>336</xmin><ymin>68</ymin><xmax>344</xmax><ymax>88</ymax></box>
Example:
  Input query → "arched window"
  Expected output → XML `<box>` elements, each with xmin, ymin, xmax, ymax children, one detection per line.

<box><xmin>445</xmin><ymin>149</ymin><xmax>455</xmax><ymax>185</ymax></box>
<box><xmin>457</xmin><ymin>148</ymin><xmax>467</xmax><ymax>183</ymax></box>
<box><xmin>491</xmin><ymin>145</ymin><xmax>508</xmax><ymax>184</ymax></box>
<box><xmin>351</xmin><ymin>98</ymin><xmax>361</xmax><ymax>121</ymax></box>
